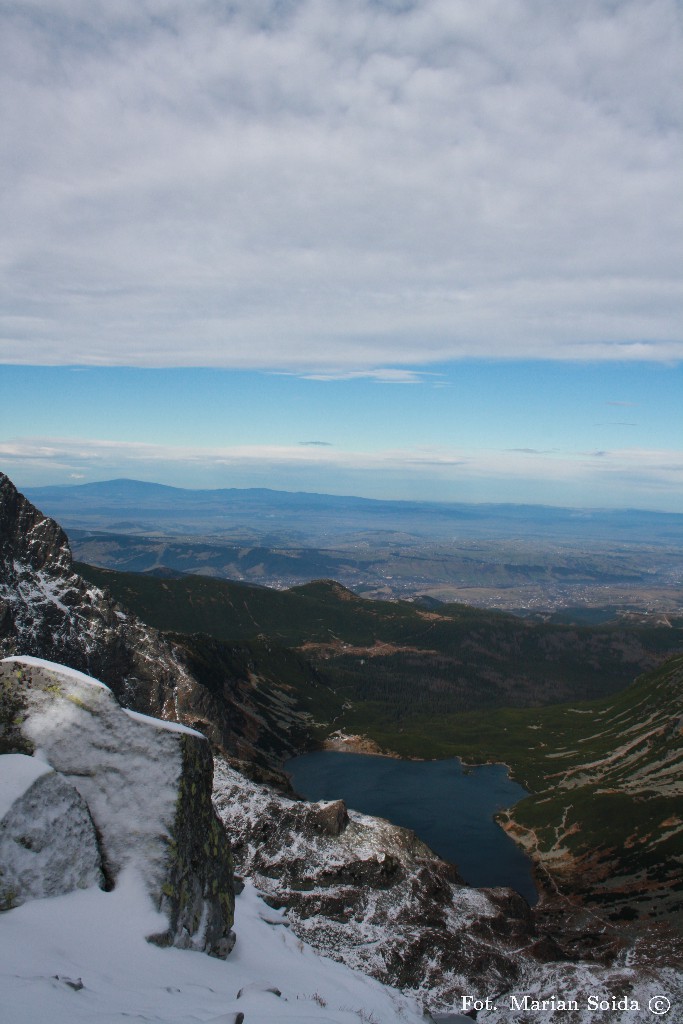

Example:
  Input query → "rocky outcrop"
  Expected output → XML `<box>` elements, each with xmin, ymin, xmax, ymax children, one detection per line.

<box><xmin>213</xmin><ymin>757</ymin><xmax>683</xmax><ymax>1020</ymax></box>
<box><xmin>0</xmin><ymin>657</ymin><xmax>235</xmax><ymax>957</ymax></box>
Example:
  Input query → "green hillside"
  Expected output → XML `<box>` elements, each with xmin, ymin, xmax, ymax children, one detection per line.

<box><xmin>509</xmin><ymin>655</ymin><xmax>683</xmax><ymax>926</ymax></box>
<box><xmin>388</xmin><ymin>657</ymin><xmax>683</xmax><ymax>928</ymax></box>
<box><xmin>77</xmin><ymin>562</ymin><xmax>682</xmax><ymax>717</ymax></box>
<box><xmin>76</xmin><ymin>564</ymin><xmax>426</xmax><ymax>644</ymax></box>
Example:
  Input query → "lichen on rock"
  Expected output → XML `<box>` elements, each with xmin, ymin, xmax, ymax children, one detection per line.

<box><xmin>0</xmin><ymin>669</ymin><xmax>33</xmax><ymax>756</ymax></box>
<box><xmin>152</xmin><ymin>731</ymin><xmax>236</xmax><ymax>956</ymax></box>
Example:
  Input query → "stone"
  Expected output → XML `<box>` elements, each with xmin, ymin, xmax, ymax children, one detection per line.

<box><xmin>0</xmin><ymin>753</ymin><xmax>103</xmax><ymax>909</ymax></box>
<box><xmin>0</xmin><ymin>657</ymin><xmax>235</xmax><ymax>957</ymax></box>
<box><xmin>310</xmin><ymin>799</ymin><xmax>349</xmax><ymax>836</ymax></box>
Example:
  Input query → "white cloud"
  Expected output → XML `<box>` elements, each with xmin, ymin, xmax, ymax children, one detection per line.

<box><xmin>292</xmin><ymin>368</ymin><xmax>442</xmax><ymax>383</ymax></box>
<box><xmin>3</xmin><ymin>436</ymin><xmax>681</xmax><ymax>510</ymax></box>
<box><xmin>1</xmin><ymin>0</ymin><xmax>681</xmax><ymax>368</ymax></box>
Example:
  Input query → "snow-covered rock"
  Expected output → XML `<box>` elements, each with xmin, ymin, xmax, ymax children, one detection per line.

<box><xmin>212</xmin><ymin>756</ymin><xmax>533</xmax><ymax>1009</ymax></box>
<box><xmin>0</xmin><ymin>471</ymin><xmax>202</xmax><ymax>720</ymax></box>
<box><xmin>212</xmin><ymin>757</ymin><xmax>683</xmax><ymax>1022</ymax></box>
<box><xmin>0</xmin><ymin>656</ymin><xmax>235</xmax><ymax>957</ymax></box>
<box><xmin>0</xmin><ymin>753</ymin><xmax>103</xmax><ymax>909</ymax></box>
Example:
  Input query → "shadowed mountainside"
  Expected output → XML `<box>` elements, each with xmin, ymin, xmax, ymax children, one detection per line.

<box><xmin>77</xmin><ymin>561</ymin><xmax>682</xmax><ymax>723</ymax></box>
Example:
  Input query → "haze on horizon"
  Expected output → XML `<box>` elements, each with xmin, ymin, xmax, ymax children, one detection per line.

<box><xmin>1</xmin><ymin>2</ymin><xmax>681</xmax><ymax>511</ymax></box>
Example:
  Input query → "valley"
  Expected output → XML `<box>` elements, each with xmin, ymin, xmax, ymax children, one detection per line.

<box><xmin>2</xmin><ymin>472</ymin><xmax>682</xmax><ymax>1019</ymax></box>
<box><xmin>379</xmin><ymin>657</ymin><xmax>683</xmax><ymax>937</ymax></box>
<box><xmin>75</xmin><ymin>553</ymin><xmax>683</xmax><ymax>935</ymax></box>
<box><xmin>77</xmin><ymin>561</ymin><xmax>683</xmax><ymax>721</ymax></box>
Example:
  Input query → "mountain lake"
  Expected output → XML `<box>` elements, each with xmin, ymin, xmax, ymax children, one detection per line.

<box><xmin>286</xmin><ymin>750</ymin><xmax>538</xmax><ymax>905</ymax></box>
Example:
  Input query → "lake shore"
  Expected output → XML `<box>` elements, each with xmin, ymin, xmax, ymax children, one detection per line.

<box><xmin>287</xmin><ymin>747</ymin><xmax>538</xmax><ymax>903</ymax></box>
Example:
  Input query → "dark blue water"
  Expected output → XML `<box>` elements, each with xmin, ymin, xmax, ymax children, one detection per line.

<box><xmin>287</xmin><ymin>751</ymin><xmax>537</xmax><ymax>905</ymax></box>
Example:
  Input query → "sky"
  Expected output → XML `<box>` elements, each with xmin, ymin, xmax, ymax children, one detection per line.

<box><xmin>1</xmin><ymin>1</ymin><xmax>681</xmax><ymax>510</ymax></box>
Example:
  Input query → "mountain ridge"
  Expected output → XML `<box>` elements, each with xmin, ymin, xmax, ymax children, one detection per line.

<box><xmin>0</xmin><ymin>471</ymin><xmax>320</xmax><ymax>772</ymax></box>
<box><xmin>24</xmin><ymin>476</ymin><xmax>683</xmax><ymax>519</ymax></box>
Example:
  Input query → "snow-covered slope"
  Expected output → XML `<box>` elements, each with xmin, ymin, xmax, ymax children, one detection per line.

<box><xmin>0</xmin><ymin>869</ymin><xmax>428</xmax><ymax>1024</ymax></box>
<box><xmin>212</xmin><ymin>757</ymin><xmax>530</xmax><ymax>1007</ymax></box>
<box><xmin>0</xmin><ymin>656</ymin><xmax>428</xmax><ymax>1024</ymax></box>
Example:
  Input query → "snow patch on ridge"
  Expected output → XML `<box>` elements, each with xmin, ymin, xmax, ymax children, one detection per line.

<box><xmin>123</xmin><ymin>706</ymin><xmax>205</xmax><ymax>737</ymax></box>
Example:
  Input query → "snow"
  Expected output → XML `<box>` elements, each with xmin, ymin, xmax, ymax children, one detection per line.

<box><xmin>0</xmin><ymin>753</ymin><xmax>52</xmax><ymax>819</ymax></box>
<box><xmin>2</xmin><ymin>656</ymin><xmax>112</xmax><ymax>692</ymax></box>
<box><xmin>123</xmin><ymin>707</ymin><xmax>205</xmax><ymax>738</ymax></box>
<box><xmin>0</xmin><ymin>870</ymin><xmax>427</xmax><ymax>1024</ymax></box>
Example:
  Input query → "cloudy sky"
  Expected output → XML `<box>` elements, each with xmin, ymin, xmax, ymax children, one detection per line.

<box><xmin>1</xmin><ymin>1</ymin><xmax>681</xmax><ymax>508</ymax></box>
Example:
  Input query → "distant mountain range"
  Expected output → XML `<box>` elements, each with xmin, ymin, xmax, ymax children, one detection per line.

<box><xmin>25</xmin><ymin>477</ymin><xmax>683</xmax><ymax>614</ymax></box>
<box><xmin>25</xmin><ymin>477</ymin><xmax>683</xmax><ymax>543</ymax></box>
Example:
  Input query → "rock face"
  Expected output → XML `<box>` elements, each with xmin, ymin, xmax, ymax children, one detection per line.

<box><xmin>0</xmin><ymin>471</ymin><xmax>198</xmax><ymax>719</ymax></box>
<box><xmin>0</xmin><ymin>657</ymin><xmax>235</xmax><ymax>957</ymax></box>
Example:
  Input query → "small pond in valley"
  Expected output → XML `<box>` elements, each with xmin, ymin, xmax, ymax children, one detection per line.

<box><xmin>286</xmin><ymin>750</ymin><xmax>537</xmax><ymax>905</ymax></box>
